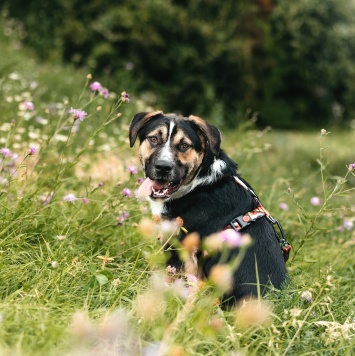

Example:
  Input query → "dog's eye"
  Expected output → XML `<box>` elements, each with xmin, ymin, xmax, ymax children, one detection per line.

<box><xmin>148</xmin><ymin>136</ymin><xmax>158</xmax><ymax>145</ymax></box>
<box><xmin>179</xmin><ymin>142</ymin><xmax>190</xmax><ymax>151</ymax></box>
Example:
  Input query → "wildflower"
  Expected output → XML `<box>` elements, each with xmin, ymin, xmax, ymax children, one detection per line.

<box><xmin>344</xmin><ymin>219</ymin><xmax>354</xmax><ymax>231</ymax></box>
<box><xmin>279</xmin><ymin>202</ymin><xmax>289</xmax><ymax>211</ymax></box>
<box><xmin>56</xmin><ymin>235</ymin><xmax>66</xmax><ymax>240</ymax></box>
<box><xmin>41</xmin><ymin>191</ymin><xmax>54</xmax><ymax>205</ymax></box>
<box><xmin>117</xmin><ymin>212</ymin><xmax>129</xmax><ymax>225</ymax></box>
<box><xmin>209</xmin><ymin>264</ymin><xmax>233</xmax><ymax>292</ymax></box>
<box><xmin>300</xmin><ymin>290</ymin><xmax>313</xmax><ymax>303</ymax></box>
<box><xmin>51</xmin><ymin>261</ymin><xmax>58</xmax><ymax>268</ymax></box>
<box><xmin>28</xmin><ymin>146</ymin><xmax>37</xmax><ymax>155</ymax></box>
<box><xmin>98</xmin><ymin>182</ymin><xmax>104</xmax><ymax>187</ymax></box>
<box><xmin>310</xmin><ymin>196</ymin><xmax>322</xmax><ymax>206</ymax></box>
<box><xmin>348</xmin><ymin>163</ymin><xmax>355</xmax><ymax>171</ymax></box>
<box><xmin>137</xmin><ymin>177</ymin><xmax>144</xmax><ymax>184</ymax></box>
<box><xmin>321</xmin><ymin>128</ymin><xmax>327</xmax><ymax>136</ymax></box>
<box><xmin>87</xmin><ymin>73</ymin><xmax>92</xmax><ymax>80</ymax></box>
<box><xmin>100</xmin><ymin>88</ymin><xmax>109</xmax><ymax>98</ymax></box>
<box><xmin>218</xmin><ymin>229</ymin><xmax>244</xmax><ymax>248</ymax></box>
<box><xmin>90</xmin><ymin>81</ymin><xmax>103</xmax><ymax>92</ymax></box>
<box><xmin>166</xmin><ymin>265</ymin><xmax>177</xmax><ymax>275</ymax></box>
<box><xmin>24</xmin><ymin>101</ymin><xmax>34</xmax><ymax>111</ymax></box>
<box><xmin>97</xmin><ymin>254</ymin><xmax>114</xmax><ymax>265</ymax></box>
<box><xmin>128</xmin><ymin>165</ymin><xmax>138</xmax><ymax>175</ymax></box>
<box><xmin>82</xmin><ymin>197</ymin><xmax>89</xmax><ymax>204</ymax></box>
<box><xmin>69</xmin><ymin>108</ymin><xmax>87</xmax><ymax>121</ymax></box>
<box><xmin>182</xmin><ymin>232</ymin><xmax>200</xmax><ymax>253</ymax></box>
<box><xmin>138</xmin><ymin>217</ymin><xmax>157</xmax><ymax>238</ymax></box>
<box><xmin>121</xmin><ymin>91</ymin><xmax>130</xmax><ymax>103</ymax></box>
<box><xmin>235</xmin><ymin>300</ymin><xmax>273</xmax><ymax>330</ymax></box>
<box><xmin>63</xmin><ymin>193</ymin><xmax>77</xmax><ymax>203</ymax></box>
<box><xmin>0</xmin><ymin>148</ymin><xmax>12</xmax><ymax>158</ymax></box>
<box><xmin>122</xmin><ymin>188</ymin><xmax>132</xmax><ymax>197</ymax></box>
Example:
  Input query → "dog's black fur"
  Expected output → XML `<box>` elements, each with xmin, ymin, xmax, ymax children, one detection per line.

<box><xmin>130</xmin><ymin>112</ymin><xmax>287</xmax><ymax>306</ymax></box>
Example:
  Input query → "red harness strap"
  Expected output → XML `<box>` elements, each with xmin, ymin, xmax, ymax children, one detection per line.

<box><xmin>227</xmin><ymin>176</ymin><xmax>292</xmax><ymax>261</ymax></box>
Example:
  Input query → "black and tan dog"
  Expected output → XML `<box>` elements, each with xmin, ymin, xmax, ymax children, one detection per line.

<box><xmin>129</xmin><ymin>111</ymin><xmax>289</xmax><ymax>306</ymax></box>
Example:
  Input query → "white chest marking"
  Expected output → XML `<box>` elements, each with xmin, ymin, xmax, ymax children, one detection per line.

<box><xmin>147</xmin><ymin>197</ymin><xmax>166</xmax><ymax>216</ymax></box>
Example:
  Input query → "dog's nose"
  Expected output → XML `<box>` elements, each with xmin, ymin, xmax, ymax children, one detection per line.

<box><xmin>155</xmin><ymin>159</ymin><xmax>173</xmax><ymax>174</ymax></box>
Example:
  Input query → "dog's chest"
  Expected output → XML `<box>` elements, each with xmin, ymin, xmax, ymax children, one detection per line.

<box><xmin>147</xmin><ymin>198</ymin><xmax>166</xmax><ymax>216</ymax></box>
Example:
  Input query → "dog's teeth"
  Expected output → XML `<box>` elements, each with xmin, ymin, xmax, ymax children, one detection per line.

<box><xmin>152</xmin><ymin>187</ymin><xmax>156</xmax><ymax>193</ymax></box>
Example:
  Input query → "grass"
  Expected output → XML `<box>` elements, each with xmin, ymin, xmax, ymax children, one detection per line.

<box><xmin>1</xmin><ymin>17</ymin><xmax>355</xmax><ymax>356</ymax></box>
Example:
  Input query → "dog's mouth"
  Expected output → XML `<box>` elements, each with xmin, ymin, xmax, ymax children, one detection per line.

<box><xmin>137</xmin><ymin>178</ymin><xmax>181</xmax><ymax>199</ymax></box>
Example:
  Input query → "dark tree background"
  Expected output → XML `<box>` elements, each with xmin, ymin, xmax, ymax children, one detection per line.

<box><xmin>3</xmin><ymin>0</ymin><xmax>355</xmax><ymax>128</ymax></box>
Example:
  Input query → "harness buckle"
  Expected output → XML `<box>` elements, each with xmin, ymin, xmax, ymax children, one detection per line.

<box><xmin>267</xmin><ymin>215</ymin><xmax>292</xmax><ymax>262</ymax></box>
<box><xmin>230</xmin><ymin>214</ymin><xmax>252</xmax><ymax>230</ymax></box>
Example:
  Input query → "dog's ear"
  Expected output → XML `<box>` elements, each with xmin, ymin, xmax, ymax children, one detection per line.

<box><xmin>188</xmin><ymin>115</ymin><xmax>221</xmax><ymax>155</ymax></box>
<box><xmin>129</xmin><ymin>111</ymin><xmax>163</xmax><ymax>147</ymax></box>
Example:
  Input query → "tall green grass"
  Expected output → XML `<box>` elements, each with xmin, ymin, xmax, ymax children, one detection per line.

<box><xmin>1</xmin><ymin>18</ymin><xmax>355</xmax><ymax>356</ymax></box>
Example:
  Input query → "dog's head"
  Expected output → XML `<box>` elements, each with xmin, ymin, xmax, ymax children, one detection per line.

<box><xmin>129</xmin><ymin>111</ymin><xmax>221</xmax><ymax>200</ymax></box>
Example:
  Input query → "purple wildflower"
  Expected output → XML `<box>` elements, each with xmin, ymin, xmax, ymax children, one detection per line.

<box><xmin>117</xmin><ymin>212</ymin><xmax>129</xmax><ymax>225</ymax></box>
<box><xmin>90</xmin><ymin>81</ymin><xmax>103</xmax><ymax>92</ymax></box>
<box><xmin>42</xmin><ymin>191</ymin><xmax>54</xmax><ymax>205</ymax></box>
<box><xmin>121</xmin><ymin>91</ymin><xmax>130</xmax><ymax>103</ymax></box>
<box><xmin>279</xmin><ymin>202</ymin><xmax>289</xmax><ymax>211</ymax></box>
<box><xmin>24</xmin><ymin>101</ymin><xmax>34</xmax><ymax>111</ymax></box>
<box><xmin>137</xmin><ymin>177</ymin><xmax>144</xmax><ymax>184</ymax></box>
<box><xmin>310</xmin><ymin>196</ymin><xmax>322</xmax><ymax>206</ymax></box>
<box><xmin>69</xmin><ymin>108</ymin><xmax>87</xmax><ymax>121</ymax></box>
<box><xmin>100</xmin><ymin>88</ymin><xmax>109</xmax><ymax>98</ymax></box>
<box><xmin>128</xmin><ymin>165</ymin><xmax>138</xmax><ymax>175</ymax></box>
<box><xmin>122</xmin><ymin>188</ymin><xmax>132</xmax><ymax>197</ymax></box>
<box><xmin>63</xmin><ymin>193</ymin><xmax>77</xmax><ymax>203</ymax></box>
<box><xmin>28</xmin><ymin>146</ymin><xmax>37</xmax><ymax>155</ymax></box>
<box><xmin>82</xmin><ymin>198</ymin><xmax>89</xmax><ymax>204</ymax></box>
<box><xmin>344</xmin><ymin>219</ymin><xmax>354</xmax><ymax>231</ymax></box>
<box><xmin>0</xmin><ymin>148</ymin><xmax>12</xmax><ymax>158</ymax></box>
<box><xmin>348</xmin><ymin>163</ymin><xmax>355</xmax><ymax>171</ymax></box>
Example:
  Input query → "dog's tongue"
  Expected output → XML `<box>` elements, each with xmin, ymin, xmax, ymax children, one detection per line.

<box><xmin>136</xmin><ymin>178</ymin><xmax>166</xmax><ymax>199</ymax></box>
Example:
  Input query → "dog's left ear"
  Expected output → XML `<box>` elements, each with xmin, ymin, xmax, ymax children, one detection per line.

<box><xmin>129</xmin><ymin>111</ymin><xmax>163</xmax><ymax>147</ymax></box>
<box><xmin>188</xmin><ymin>115</ymin><xmax>221</xmax><ymax>155</ymax></box>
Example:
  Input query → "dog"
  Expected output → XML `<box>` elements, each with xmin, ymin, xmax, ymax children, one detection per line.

<box><xmin>129</xmin><ymin>111</ymin><xmax>289</xmax><ymax>306</ymax></box>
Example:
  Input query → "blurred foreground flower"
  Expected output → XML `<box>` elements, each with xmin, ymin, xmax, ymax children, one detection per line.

<box><xmin>209</xmin><ymin>264</ymin><xmax>233</xmax><ymax>292</ymax></box>
<box><xmin>0</xmin><ymin>148</ymin><xmax>12</xmax><ymax>158</ymax></box>
<box><xmin>343</xmin><ymin>219</ymin><xmax>354</xmax><ymax>231</ymax></box>
<box><xmin>69</xmin><ymin>108</ymin><xmax>87</xmax><ymax>121</ymax></box>
<box><xmin>349</xmin><ymin>163</ymin><xmax>355</xmax><ymax>171</ymax></box>
<box><xmin>235</xmin><ymin>299</ymin><xmax>273</xmax><ymax>330</ymax></box>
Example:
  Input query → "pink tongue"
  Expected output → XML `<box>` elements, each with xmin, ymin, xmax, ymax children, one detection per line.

<box><xmin>136</xmin><ymin>178</ymin><xmax>166</xmax><ymax>199</ymax></box>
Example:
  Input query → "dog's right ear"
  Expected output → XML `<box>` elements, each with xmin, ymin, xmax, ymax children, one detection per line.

<box><xmin>129</xmin><ymin>111</ymin><xmax>163</xmax><ymax>147</ymax></box>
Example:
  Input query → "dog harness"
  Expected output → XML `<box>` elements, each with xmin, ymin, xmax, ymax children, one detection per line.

<box><xmin>225</xmin><ymin>176</ymin><xmax>292</xmax><ymax>262</ymax></box>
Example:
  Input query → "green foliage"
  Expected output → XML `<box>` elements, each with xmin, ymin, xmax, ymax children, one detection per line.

<box><xmin>3</xmin><ymin>0</ymin><xmax>355</xmax><ymax>128</ymax></box>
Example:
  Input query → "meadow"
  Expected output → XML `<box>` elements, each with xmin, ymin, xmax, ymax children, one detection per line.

<box><xmin>1</xmin><ymin>22</ymin><xmax>355</xmax><ymax>356</ymax></box>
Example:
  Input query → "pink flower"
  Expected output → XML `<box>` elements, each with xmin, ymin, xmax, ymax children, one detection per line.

<box><xmin>63</xmin><ymin>193</ymin><xmax>77</xmax><ymax>203</ymax></box>
<box><xmin>28</xmin><ymin>146</ymin><xmax>37</xmax><ymax>155</ymax></box>
<box><xmin>121</xmin><ymin>91</ymin><xmax>130</xmax><ymax>103</ymax></box>
<box><xmin>122</xmin><ymin>188</ymin><xmax>132</xmax><ymax>197</ymax></box>
<box><xmin>82</xmin><ymin>198</ymin><xmax>89</xmax><ymax>204</ymax></box>
<box><xmin>100</xmin><ymin>88</ymin><xmax>109</xmax><ymax>98</ymax></box>
<box><xmin>344</xmin><ymin>219</ymin><xmax>354</xmax><ymax>231</ymax></box>
<box><xmin>348</xmin><ymin>163</ymin><xmax>355</xmax><ymax>171</ymax></box>
<box><xmin>137</xmin><ymin>177</ymin><xmax>144</xmax><ymax>184</ymax></box>
<box><xmin>310</xmin><ymin>197</ymin><xmax>322</xmax><ymax>206</ymax></box>
<box><xmin>69</xmin><ymin>108</ymin><xmax>87</xmax><ymax>121</ymax></box>
<box><xmin>128</xmin><ymin>165</ymin><xmax>138</xmax><ymax>175</ymax></box>
<box><xmin>218</xmin><ymin>229</ymin><xmax>243</xmax><ymax>248</ymax></box>
<box><xmin>0</xmin><ymin>148</ymin><xmax>12</xmax><ymax>158</ymax></box>
<box><xmin>279</xmin><ymin>202</ymin><xmax>289</xmax><ymax>211</ymax></box>
<box><xmin>117</xmin><ymin>211</ymin><xmax>129</xmax><ymax>225</ymax></box>
<box><xmin>90</xmin><ymin>81</ymin><xmax>102</xmax><ymax>91</ymax></box>
<box><xmin>24</xmin><ymin>101</ymin><xmax>34</xmax><ymax>111</ymax></box>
